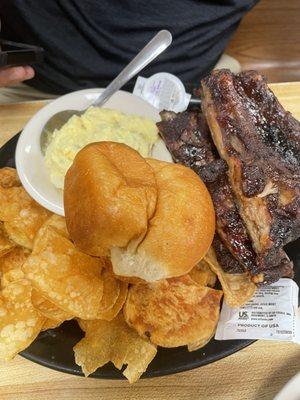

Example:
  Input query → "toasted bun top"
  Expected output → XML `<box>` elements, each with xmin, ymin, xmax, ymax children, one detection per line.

<box><xmin>64</xmin><ymin>142</ymin><xmax>157</xmax><ymax>257</ymax></box>
<box><xmin>111</xmin><ymin>159</ymin><xmax>215</xmax><ymax>281</ymax></box>
<box><xmin>65</xmin><ymin>142</ymin><xmax>215</xmax><ymax>282</ymax></box>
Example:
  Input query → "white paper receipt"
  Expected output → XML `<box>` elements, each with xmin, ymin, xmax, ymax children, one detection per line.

<box><xmin>215</xmin><ymin>278</ymin><xmax>299</xmax><ymax>342</ymax></box>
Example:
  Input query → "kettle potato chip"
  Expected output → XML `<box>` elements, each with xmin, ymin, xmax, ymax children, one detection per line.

<box><xmin>1</xmin><ymin>247</ymin><xmax>29</xmax><ymax>288</ymax></box>
<box><xmin>98</xmin><ymin>279</ymin><xmax>128</xmax><ymax>321</ymax></box>
<box><xmin>187</xmin><ymin>331</ymin><xmax>215</xmax><ymax>352</ymax></box>
<box><xmin>189</xmin><ymin>260</ymin><xmax>217</xmax><ymax>287</ymax></box>
<box><xmin>31</xmin><ymin>289</ymin><xmax>73</xmax><ymax>322</ymax></box>
<box><xmin>0</xmin><ymin>167</ymin><xmax>21</xmax><ymax>189</ymax></box>
<box><xmin>0</xmin><ymin>222</ymin><xmax>15</xmax><ymax>258</ymax></box>
<box><xmin>0</xmin><ymin>279</ymin><xmax>45</xmax><ymax>362</ymax></box>
<box><xmin>124</xmin><ymin>275</ymin><xmax>222</xmax><ymax>348</ymax></box>
<box><xmin>0</xmin><ymin>185</ymin><xmax>51</xmax><ymax>249</ymax></box>
<box><xmin>23</xmin><ymin>226</ymin><xmax>105</xmax><ymax>319</ymax></box>
<box><xmin>77</xmin><ymin>267</ymin><xmax>128</xmax><ymax>322</ymax></box>
<box><xmin>74</xmin><ymin>313</ymin><xmax>157</xmax><ymax>383</ymax></box>
<box><xmin>34</xmin><ymin>214</ymin><xmax>69</xmax><ymax>244</ymax></box>
<box><xmin>41</xmin><ymin>318</ymin><xmax>63</xmax><ymax>331</ymax></box>
<box><xmin>204</xmin><ymin>247</ymin><xmax>256</xmax><ymax>308</ymax></box>
<box><xmin>98</xmin><ymin>268</ymin><xmax>120</xmax><ymax>313</ymax></box>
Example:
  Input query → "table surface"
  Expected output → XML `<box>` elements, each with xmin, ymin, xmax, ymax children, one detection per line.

<box><xmin>0</xmin><ymin>83</ymin><xmax>299</xmax><ymax>400</ymax></box>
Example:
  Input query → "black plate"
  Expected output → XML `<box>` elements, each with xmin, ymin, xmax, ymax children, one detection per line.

<box><xmin>1</xmin><ymin>133</ymin><xmax>299</xmax><ymax>379</ymax></box>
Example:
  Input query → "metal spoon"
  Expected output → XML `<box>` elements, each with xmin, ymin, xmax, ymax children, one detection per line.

<box><xmin>40</xmin><ymin>30</ymin><xmax>172</xmax><ymax>154</ymax></box>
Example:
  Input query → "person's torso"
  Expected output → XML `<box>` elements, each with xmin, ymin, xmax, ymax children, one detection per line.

<box><xmin>0</xmin><ymin>0</ymin><xmax>257</xmax><ymax>94</ymax></box>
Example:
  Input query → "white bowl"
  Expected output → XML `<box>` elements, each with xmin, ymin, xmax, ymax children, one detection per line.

<box><xmin>16</xmin><ymin>89</ymin><xmax>172</xmax><ymax>216</ymax></box>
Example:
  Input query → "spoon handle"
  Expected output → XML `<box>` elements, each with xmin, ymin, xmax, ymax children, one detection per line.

<box><xmin>93</xmin><ymin>30</ymin><xmax>172</xmax><ymax>107</ymax></box>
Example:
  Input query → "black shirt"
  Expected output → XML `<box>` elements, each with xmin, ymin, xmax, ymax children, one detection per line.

<box><xmin>0</xmin><ymin>0</ymin><xmax>257</xmax><ymax>94</ymax></box>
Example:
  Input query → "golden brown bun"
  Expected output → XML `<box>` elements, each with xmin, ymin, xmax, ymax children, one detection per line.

<box><xmin>64</xmin><ymin>142</ymin><xmax>157</xmax><ymax>257</ymax></box>
<box><xmin>111</xmin><ymin>159</ymin><xmax>215</xmax><ymax>281</ymax></box>
<box><xmin>65</xmin><ymin>143</ymin><xmax>215</xmax><ymax>282</ymax></box>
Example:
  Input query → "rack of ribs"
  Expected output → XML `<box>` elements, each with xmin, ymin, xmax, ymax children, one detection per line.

<box><xmin>157</xmin><ymin>110</ymin><xmax>259</xmax><ymax>279</ymax></box>
<box><xmin>201</xmin><ymin>69</ymin><xmax>299</xmax><ymax>283</ymax></box>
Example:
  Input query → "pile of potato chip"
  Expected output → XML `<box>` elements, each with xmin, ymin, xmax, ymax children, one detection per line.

<box><xmin>0</xmin><ymin>167</ymin><xmax>227</xmax><ymax>383</ymax></box>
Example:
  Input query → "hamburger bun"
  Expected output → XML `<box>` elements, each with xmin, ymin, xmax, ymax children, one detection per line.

<box><xmin>64</xmin><ymin>142</ymin><xmax>157</xmax><ymax>257</ymax></box>
<box><xmin>111</xmin><ymin>158</ymin><xmax>215</xmax><ymax>281</ymax></box>
<box><xmin>64</xmin><ymin>142</ymin><xmax>215</xmax><ymax>282</ymax></box>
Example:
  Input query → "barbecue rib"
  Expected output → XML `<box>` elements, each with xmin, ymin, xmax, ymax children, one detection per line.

<box><xmin>157</xmin><ymin>110</ymin><xmax>257</xmax><ymax>277</ymax></box>
<box><xmin>201</xmin><ymin>69</ymin><xmax>299</xmax><ymax>283</ymax></box>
